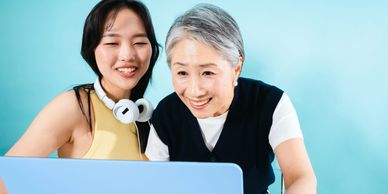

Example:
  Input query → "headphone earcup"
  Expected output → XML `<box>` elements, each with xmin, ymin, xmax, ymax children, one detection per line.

<box><xmin>135</xmin><ymin>98</ymin><xmax>154</xmax><ymax>122</ymax></box>
<box><xmin>112</xmin><ymin>99</ymin><xmax>139</xmax><ymax>124</ymax></box>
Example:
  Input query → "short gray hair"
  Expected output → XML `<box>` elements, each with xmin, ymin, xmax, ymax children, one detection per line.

<box><xmin>165</xmin><ymin>3</ymin><xmax>244</xmax><ymax>67</ymax></box>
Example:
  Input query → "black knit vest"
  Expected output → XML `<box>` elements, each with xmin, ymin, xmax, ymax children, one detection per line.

<box><xmin>151</xmin><ymin>77</ymin><xmax>283</xmax><ymax>194</ymax></box>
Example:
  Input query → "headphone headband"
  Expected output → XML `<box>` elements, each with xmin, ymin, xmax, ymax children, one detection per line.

<box><xmin>92</xmin><ymin>78</ymin><xmax>153</xmax><ymax>124</ymax></box>
<box><xmin>93</xmin><ymin>78</ymin><xmax>115</xmax><ymax>109</ymax></box>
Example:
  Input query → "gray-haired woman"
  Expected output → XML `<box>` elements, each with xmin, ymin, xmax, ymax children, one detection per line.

<box><xmin>146</xmin><ymin>3</ymin><xmax>316</xmax><ymax>194</ymax></box>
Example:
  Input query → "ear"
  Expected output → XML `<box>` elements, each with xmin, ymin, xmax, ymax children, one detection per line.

<box><xmin>233</xmin><ymin>56</ymin><xmax>243</xmax><ymax>83</ymax></box>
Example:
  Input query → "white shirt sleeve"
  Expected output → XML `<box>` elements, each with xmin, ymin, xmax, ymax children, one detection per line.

<box><xmin>145</xmin><ymin>124</ymin><xmax>170</xmax><ymax>161</ymax></box>
<box><xmin>268</xmin><ymin>93</ymin><xmax>303</xmax><ymax>150</ymax></box>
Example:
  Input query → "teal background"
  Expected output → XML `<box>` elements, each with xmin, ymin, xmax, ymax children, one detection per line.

<box><xmin>1</xmin><ymin>0</ymin><xmax>387</xmax><ymax>193</ymax></box>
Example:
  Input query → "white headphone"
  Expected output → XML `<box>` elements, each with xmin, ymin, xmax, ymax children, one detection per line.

<box><xmin>93</xmin><ymin>78</ymin><xmax>153</xmax><ymax>124</ymax></box>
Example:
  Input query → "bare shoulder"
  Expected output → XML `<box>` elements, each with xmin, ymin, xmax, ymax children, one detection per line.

<box><xmin>31</xmin><ymin>89</ymin><xmax>91</xmax><ymax>135</ymax></box>
<box><xmin>5</xmin><ymin>88</ymin><xmax>92</xmax><ymax>157</ymax></box>
<box><xmin>53</xmin><ymin>89</ymin><xmax>89</xmax><ymax>116</ymax></box>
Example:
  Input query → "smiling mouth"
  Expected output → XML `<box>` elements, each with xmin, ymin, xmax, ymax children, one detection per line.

<box><xmin>117</xmin><ymin>67</ymin><xmax>136</xmax><ymax>73</ymax></box>
<box><xmin>189</xmin><ymin>98</ymin><xmax>212</xmax><ymax>109</ymax></box>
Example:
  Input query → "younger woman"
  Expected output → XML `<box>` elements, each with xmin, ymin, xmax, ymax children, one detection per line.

<box><xmin>7</xmin><ymin>0</ymin><xmax>159</xmax><ymax>160</ymax></box>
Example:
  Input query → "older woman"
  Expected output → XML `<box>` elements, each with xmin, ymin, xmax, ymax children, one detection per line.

<box><xmin>146</xmin><ymin>3</ymin><xmax>316</xmax><ymax>194</ymax></box>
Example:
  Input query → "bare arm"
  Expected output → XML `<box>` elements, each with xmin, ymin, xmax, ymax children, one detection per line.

<box><xmin>0</xmin><ymin>177</ymin><xmax>8</xmax><ymax>194</ymax></box>
<box><xmin>275</xmin><ymin>138</ymin><xmax>317</xmax><ymax>194</ymax></box>
<box><xmin>5</xmin><ymin>90</ymin><xmax>84</xmax><ymax>157</ymax></box>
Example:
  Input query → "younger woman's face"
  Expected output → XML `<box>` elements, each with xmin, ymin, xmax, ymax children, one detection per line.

<box><xmin>170</xmin><ymin>39</ymin><xmax>241</xmax><ymax>119</ymax></box>
<box><xmin>94</xmin><ymin>8</ymin><xmax>152</xmax><ymax>100</ymax></box>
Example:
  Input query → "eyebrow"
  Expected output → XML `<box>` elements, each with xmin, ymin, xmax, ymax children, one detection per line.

<box><xmin>173</xmin><ymin>62</ymin><xmax>218</xmax><ymax>68</ymax></box>
<box><xmin>102</xmin><ymin>32</ymin><xmax>148</xmax><ymax>38</ymax></box>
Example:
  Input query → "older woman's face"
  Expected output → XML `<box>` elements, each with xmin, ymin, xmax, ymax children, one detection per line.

<box><xmin>170</xmin><ymin>39</ymin><xmax>241</xmax><ymax>118</ymax></box>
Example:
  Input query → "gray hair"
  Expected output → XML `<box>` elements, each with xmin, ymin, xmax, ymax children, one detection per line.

<box><xmin>165</xmin><ymin>3</ymin><xmax>244</xmax><ymax>67</ymax></box>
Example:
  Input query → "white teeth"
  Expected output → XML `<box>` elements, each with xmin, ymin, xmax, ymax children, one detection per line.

<box><xmin>117</xmin><ymin>67</ymin><xmax>136</xmax><ymax>73</ymax></box>
<box><xmin>191</xmin><ymin>99</ymin><xmax>209</xmax><ymax>106</ymax></box>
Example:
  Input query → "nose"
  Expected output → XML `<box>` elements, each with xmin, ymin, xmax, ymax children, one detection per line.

<box><xmin>119</xmin><ymin>44</ymin><xmax>135</xmax><ymax>62</ymax></box>
<box><xmin>187</xmin><ymin>76</ymin><xmax>206</xmax><ymax>97</ymax></box>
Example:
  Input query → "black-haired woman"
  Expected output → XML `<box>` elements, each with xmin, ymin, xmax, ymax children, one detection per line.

<box><xmin>7</xmin><ymin>0</ymin><xmax>159</xmax><ymax>160</ymax></box>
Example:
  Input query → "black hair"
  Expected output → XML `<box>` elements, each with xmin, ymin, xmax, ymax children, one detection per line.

<box><xmin>74</xmin><ymin>0</ymin><xmax>160</xmax><ymax>152</ymax></box>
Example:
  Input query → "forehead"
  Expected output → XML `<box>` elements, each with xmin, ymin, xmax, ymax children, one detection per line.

<box><xmin>104</xmin><ymin>8</ymin><xmax>145</xmax><ymax>33</ymax></box>
<box><xmin>170</xmin><ymin>39</ymin><xmax>228</xmax><ymax>67</ymax></box>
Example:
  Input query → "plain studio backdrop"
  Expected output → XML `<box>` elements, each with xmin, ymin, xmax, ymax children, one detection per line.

<box><xmin>0</xmin><ymin>1</ymin><xmax>387</xmax><ymax>194</ymax></box>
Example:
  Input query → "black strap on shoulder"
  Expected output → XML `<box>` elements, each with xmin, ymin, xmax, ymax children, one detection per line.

<box><xmin>135</xmin><ymin>121</ymin><xmax>151</xmax><ymax>153</ymax></box>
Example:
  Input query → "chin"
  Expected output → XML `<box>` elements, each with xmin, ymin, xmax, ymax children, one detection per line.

<box><xmin>191</xmin><ymin>111</ymin><xmax>211</xmax><ymax>119</ymax></box>
<box><xmin>121</xmin><ymin>81</ymin><xmax>138</xmax><ymax>90</ymax></box>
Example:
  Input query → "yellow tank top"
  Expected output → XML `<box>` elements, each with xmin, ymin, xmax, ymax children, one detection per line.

<box><xmin>82</xmin><ymin>91</ymin><xmax>143</xmax><ymax>160</ymax></box>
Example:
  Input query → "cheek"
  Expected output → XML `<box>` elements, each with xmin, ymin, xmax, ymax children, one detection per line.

<box><xmin>140</xmin><ymin>46</ymin><xmax>153</xmax><ymax>64</ymax></box>
<box><xmin>172</xmin><ymin>76</ymin><xmax>185</xmax><ymax>95</ymax></box>
<box><xmin>95</xmin><ymin>47</ymin><xmax>113</xmax><ymax>66</ymax></box>
<box><xmin>137</xmin><ymin>47</ymin><xmax>152</xmax><ymax>75</ymax></box>
<box><xmin>211</xmin><ymin>78</ymin><xmax>233</xmax><ymax>96</ymax></box>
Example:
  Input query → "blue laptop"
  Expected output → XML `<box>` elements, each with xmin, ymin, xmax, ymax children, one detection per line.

<box><xmin>0</xmin><ymin>156</ymin><xmax>243</xmax><ymax>194</ymax></box>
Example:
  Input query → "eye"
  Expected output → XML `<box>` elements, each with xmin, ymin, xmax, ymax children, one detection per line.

<box><xmin>133</xmin><ymin>38</ymin><xmax>150</xmax><ymax>46</ymax></box>
<box><xmin>134</xmin><ymin>42</ymin><xmax>148</xmax><ymax>45</ymax></box>
<box><xmin>202</xmin><ymin>71</ymin><xmax>215</xmax><ymax>76</ymax></box>
<box><xmin>104</xmin><ymin>42</ymin><xmax>118</xmax><ymax>46</ymax></box>
<box><xmin>177</xmin><ymin>71</ymin><xmax>188</xmax><ymax>76</ymax></box>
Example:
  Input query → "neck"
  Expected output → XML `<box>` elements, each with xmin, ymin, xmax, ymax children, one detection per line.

<box><xmin>101</xmin><ymin>79</ymin><xmax>131</xmax><ymax>101</ymax></box>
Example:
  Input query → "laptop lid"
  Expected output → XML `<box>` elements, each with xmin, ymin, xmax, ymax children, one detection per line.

<box><xmin>0</xmin><ymin>156</ymin><xmax>243</xmax><ymax>194</ymax></box>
